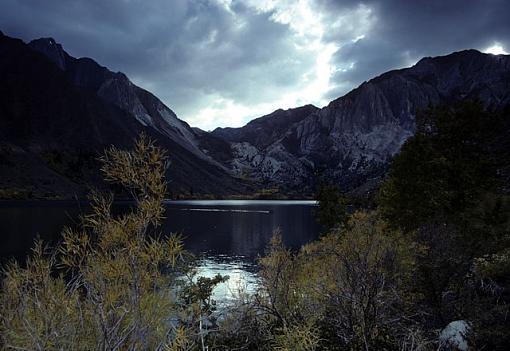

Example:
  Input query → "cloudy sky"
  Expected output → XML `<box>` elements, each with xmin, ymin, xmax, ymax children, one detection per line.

<box><xmin>1</xmin><ymin>0</ymin><xmax>510</xmax><ymax>130</ymax></box>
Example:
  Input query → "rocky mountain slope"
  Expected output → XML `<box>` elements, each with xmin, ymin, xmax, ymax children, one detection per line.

<box><xmin>208</xmin><ymin>50</ymin><xmax>510</xmax><ymax>192</ymax></box>
<box><xmin>212</xmin><ymin>105</ymin><xmax>319</xmax><ymax>148</ymax></box>
<box><xmin>28</xmin><ymin>37</ymin><xmax>216</xmax><ymax>164</ymax></box>
<box><xmin>0</xmin><ymin>33</ymin><xmax>253</xmax><ymax>198</ymax></box>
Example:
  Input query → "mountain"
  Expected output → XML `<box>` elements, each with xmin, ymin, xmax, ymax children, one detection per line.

<box><xmin>208</xmin><ymin>50</ymin><xmax>510</xmax><ymax>192</ymax></box>
<box><xmin>28</xmin><ymin>37</ymin><xmax>218</xmax><ymax>165</ymax></box>
<box><xmin>0</xmin><ymin>33</ymin><xmax>253</xmax><ymax>198</ymax></box>
<box><xmin>212</xmin><ymin>105</ymin><xmax>319</xmax><ymax>148</ymax></box>
<box><xmin>208</xmin><ymin>105</ymin><xmax>320</xmax><ymax>183</ymax></box>
<box><xmin>2</xmin><ymin>31</ymin><xmax>509</xmax><ymax>199</ymax></box>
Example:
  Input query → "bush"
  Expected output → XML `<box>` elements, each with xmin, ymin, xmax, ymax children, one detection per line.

<box><xmin>224</xmin><ymin>212</ymin><xmax>432</xmax><ymax>350</ymax></box>
<box><xmin>0</xmin><ymin>135</ymin><xmax>221</xmax><ymax>350</ymax></box>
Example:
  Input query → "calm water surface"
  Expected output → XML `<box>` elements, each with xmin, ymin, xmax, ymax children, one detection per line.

<box><xmin>0</xmin><ymin>200</ymin><xmax>320</xmax><ymax>301</ymax></box>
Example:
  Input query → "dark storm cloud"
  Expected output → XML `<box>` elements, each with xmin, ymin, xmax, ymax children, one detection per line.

<box><xmin>317</xmin><ymin>0</ymin><xmax>510</xmax><ymax>100</ymax></box>
<box><xmin>0</xmin><ymin>0</ymin><xmax>314</xmax><ymax>127</ymax></box>
<box><xmin>1</xmin><ymin>0</ymin><xmax>509</xmax><ymax>128</ymax></box>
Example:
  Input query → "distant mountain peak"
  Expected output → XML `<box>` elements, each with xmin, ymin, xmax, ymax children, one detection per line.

<box><xmin>33</xmin><ymin>37</ymin><xmax>58</xmax><ymax>45</ymax></box>
<box><xmin>29</xmin><ymin>37</ymin><xmax>67</xmax><ymax>70</ymax></box>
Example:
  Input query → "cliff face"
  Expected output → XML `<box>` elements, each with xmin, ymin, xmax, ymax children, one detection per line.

<box><xmin>28</xmin><ymin>38</ymin><xmax>215</xmax><ymax>164</ymax></box>
<box><xmin>209</xmin><ymin>50</ymin><xmax>510</xmax><ymax>191</ymax></box>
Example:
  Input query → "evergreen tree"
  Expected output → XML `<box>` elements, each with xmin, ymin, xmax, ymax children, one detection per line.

<box><xmin>314</xmin><ymin>182</ymin><xmax>348</xmax><ymax>233</ymax></box>
<box><xmin>379</xmin><ymin>101</ymin><xmax>504</xmax><ymax>231</ymax></box>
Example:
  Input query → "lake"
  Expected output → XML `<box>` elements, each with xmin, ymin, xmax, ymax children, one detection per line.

<box><xmin>0</xmin><ymin>200</ymin><xmax>320</xmax><ymax>301</ymax></box>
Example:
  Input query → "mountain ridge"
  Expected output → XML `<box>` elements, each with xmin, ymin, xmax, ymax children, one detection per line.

<box><xmin>28</xmin><ymin>37</ymin><xmax>216</xmax><ymax>165</ymax></box>
<box><xmin>1</xmin><ymin>30</ymin><xmax>509</xmax><ymax>198</ymax></box>
<box><xmin>0</xmin><ymin>32</ymin><xmax>254</xmax><ymax>198</ymax></box>
<box><xmin>206</xmin><ymin>49</ymin><xmax>510</xmax><ymax>192</ymax></box>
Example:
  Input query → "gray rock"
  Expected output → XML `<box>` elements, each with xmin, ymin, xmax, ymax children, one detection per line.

<box><xmin>439</xmin><ymin>320</ymin><xmax>472</xmax><ymax>351</ymax></box>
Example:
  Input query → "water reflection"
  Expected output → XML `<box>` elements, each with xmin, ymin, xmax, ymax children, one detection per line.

<box><xmin>195</xmin><ymin>256</ymin><xmax>259</xmax><ymax>303</ymax></box>
<box><xmin>0</xmin><ymin>200</ymin><xmax>320</xmax><ymax>300</ymax></box>
<box><xmin>161</xmin><ymin>200</ymin><xmax>319</xmax><ymax>259</ymax></box>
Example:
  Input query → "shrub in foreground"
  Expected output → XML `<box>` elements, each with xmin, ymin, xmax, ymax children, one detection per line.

<box><xmin>0</xmin><ymin>135</ymin><xmax>219</xmax><ymax>350</ymax></box>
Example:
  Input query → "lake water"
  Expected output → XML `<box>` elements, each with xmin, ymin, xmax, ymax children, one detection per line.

<box><xmin>0</xmin><ymin>200</ymin><xmax>320</xmax><ymax>301</ymax></box>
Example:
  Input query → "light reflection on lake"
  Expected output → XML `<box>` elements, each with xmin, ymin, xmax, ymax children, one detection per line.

<box><xmin>195</xmin><ymin>256</ymin><xmax>259</xmax><ymax>303</ymax></box>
